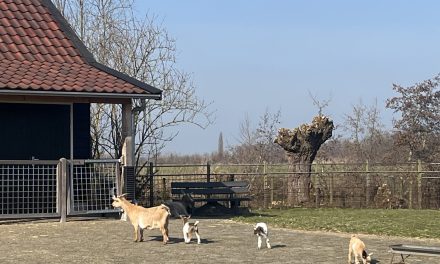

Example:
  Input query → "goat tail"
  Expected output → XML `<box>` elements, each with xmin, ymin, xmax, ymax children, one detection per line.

<box><xmin>160</xmin><ymin>204</ymin><xmax>171</xmax><ymax>216</ymax></box>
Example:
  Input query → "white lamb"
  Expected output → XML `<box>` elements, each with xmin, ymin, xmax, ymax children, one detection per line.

<box><xmin>180</xmin><ymin>215</ymin><xmax>201</xmax><ymax>244</ymax></box>
<box><xmin>254</xmin><ymin>222</ymin><xmax>271</xmax><ymax>249</ymax></box>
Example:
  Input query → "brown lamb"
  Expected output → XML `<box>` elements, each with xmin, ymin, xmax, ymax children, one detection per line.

<box><xmin>348</xmin><ymin>235</ymin><xmax>373</xmax><ymax>264</ymax></box>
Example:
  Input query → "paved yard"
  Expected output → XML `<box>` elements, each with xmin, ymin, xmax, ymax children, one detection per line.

<box><xmin>0</xmin><ymin>217</ymin><xmax>439</xmax><ymax>264</ymax></box>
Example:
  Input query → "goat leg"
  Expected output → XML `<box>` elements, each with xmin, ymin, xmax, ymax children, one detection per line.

<box><xmin>195</xmin><ymin>231</ymin><xmax>201</xmax><ymax>244</ymax></box>
<box><xmin>348</xmin><ymin>247</ymin><xmax>352</xmax><ymax>264</ymax></box>
<box><xmin>133</xmin><ymin>226</ymin><xmax>139</xmax><ymax>242</ymax></box>
<box><xmin>161</xmin><ymin>227</ymin><xmax>168</xmax><ymax>245</ymax></box>
<box><xmin>139</xmin><ymin>228</ymin><xmax>144</xmax><ymax>242</ymax></box>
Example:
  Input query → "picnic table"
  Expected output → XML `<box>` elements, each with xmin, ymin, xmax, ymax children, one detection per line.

<box><xmin>389</xmin><ymin>244</ymin><xmax>440</xmax><ymax>263</ymax></box>
<box><xmin>171</xmin><ymin>181</ymin><xmax>251</xmax><ymax>215</ymax></box>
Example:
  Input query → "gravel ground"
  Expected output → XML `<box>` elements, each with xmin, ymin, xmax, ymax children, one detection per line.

<box><xmin>0</xmin><ymin>217</ymin><xmax>439</xmax><ymax>264</ymax></box>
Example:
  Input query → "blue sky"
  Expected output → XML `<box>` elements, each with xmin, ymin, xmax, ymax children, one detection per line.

<box><xmin>134</xmin><ymin>0</ymin><xmax>440</xmax><ymax>154</ymax></box>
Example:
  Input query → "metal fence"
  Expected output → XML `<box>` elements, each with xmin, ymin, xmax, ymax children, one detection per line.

<box><xmin>140</xmin><ymin>161</ymin><xmax>440</xmax><ymax>210</ymax></box>
<box><xmin>0</xmin><ymin>159</ymin><xmax>122</xmax><ymax>220</ymax></box>
<box><xmin>0</xmin><ymin>160</ymin><xmax>59</xmax><ymax>218</ymax></box>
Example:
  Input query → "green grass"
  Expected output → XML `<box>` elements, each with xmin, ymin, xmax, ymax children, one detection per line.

<box><xmin>233</xmin><ymin>208</ymin><xmax>440</xmax><ymax>239</ymax></box>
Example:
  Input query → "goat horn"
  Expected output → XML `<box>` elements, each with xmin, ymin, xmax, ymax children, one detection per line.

<box><xmin>118</xmin><ymin>193</ymin><xmax>128</xmax><ymax>198</ymax></box>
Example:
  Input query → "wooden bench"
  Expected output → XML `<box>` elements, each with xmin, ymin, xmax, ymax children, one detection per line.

<box><xmin>171</xmin><ymin>181</ymin><xmax>251</xmax><ymax>214</ymax></box>
<box><xmin>389</xmin><ymin>244</ymin><xmax>440</xmax><ymax>263</ymax></box>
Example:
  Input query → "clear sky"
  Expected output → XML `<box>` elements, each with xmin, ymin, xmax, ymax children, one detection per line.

<box><xmin>134</xmin><ymin>0</ymin><xmax>440</xmax><ymax>154</ymax></box>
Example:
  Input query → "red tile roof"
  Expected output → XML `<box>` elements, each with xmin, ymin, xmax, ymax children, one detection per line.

<box><xmin>0</xmin><ymin>0</ymin><xmax>161</xmax><ymax>99</ymax></box>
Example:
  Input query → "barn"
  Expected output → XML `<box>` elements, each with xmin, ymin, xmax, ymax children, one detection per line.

<box><xmin>0</xmin><ymin>0</ymin><xmax>162</xmax><ymax>220</ymax></box>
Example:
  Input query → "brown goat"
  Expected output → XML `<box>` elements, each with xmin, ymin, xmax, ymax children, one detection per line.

<box><xmin>112</xmin><ymin>195</ymin><xmax>171</xmax><ymax>244</ymax></box>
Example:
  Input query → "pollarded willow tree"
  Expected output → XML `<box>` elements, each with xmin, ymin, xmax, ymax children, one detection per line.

<box><xmin>54</xmin><ymin>0</ymin><xmax>213</xmax><ymax>172</ymax></box>
<box><xmin>274</xmin><ymin>115</ymin><xmax>334</xmax><ymax>205</ymax></box>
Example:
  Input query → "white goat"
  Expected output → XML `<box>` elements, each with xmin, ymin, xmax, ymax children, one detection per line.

<box><xmin>180</xmin><ymin>215</ymin><xmax>201</xmax><ymax>244</ymax></box>
<box><xmin>348</xmin><ymin>235</ymin><xmax>373</xmax><ymax>264</ymax></box>
<box><xmin>254</xmin><ymin>222</ymin><xmax>271</xmax><ymax>249</ymax></box>
<box><xmin>112</xmin><ymin>194</ymin><xmax>171</xmax><ymax>244</ymax></box>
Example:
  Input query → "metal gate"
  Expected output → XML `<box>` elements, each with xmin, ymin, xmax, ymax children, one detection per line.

<box><xmin>69</xmin><ymin>159</ymin><xmax>121</xmax><ymax>215</ymax></box>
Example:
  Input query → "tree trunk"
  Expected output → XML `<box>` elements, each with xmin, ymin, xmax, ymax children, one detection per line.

<box><xmin>275</xmin><ymin>115</ymin><xmax>334</xmax><ymax>206</ymax></box>
<box><xmin>287</xmin><ymin>155</ymin><xmax>313</xmax><ymax>205</ymax></box>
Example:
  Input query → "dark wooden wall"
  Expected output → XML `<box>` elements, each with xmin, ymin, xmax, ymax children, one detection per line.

<box><xmin>0</xmin><ymin>102</ymin><xmax>91</xmax><ymax>160</ymax></box>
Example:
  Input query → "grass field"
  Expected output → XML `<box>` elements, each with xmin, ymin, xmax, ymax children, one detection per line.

<box><xmin>233</xmin><ymin>208</ymin><xmax>440</xmax><ymax>239</ymax></box>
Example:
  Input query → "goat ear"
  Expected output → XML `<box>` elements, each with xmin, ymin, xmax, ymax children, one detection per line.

<box><xmin>369</xmin><ymin>253</ymin><xmax>373</xmax><ymax>256</ymax></box>
<box><xmin>112</xmin><ymin>195</ymin><xmax>117</xmax><ymax>200</ymax></box>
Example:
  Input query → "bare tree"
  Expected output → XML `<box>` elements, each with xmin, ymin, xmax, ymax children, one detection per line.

<box><xmin>344</xmin><ymin>100</ymin><xmax>366</xmax><ymax>143</ymax></box>
<box><xmin>342</xmin><ymin>99</ymin><xmax>387</xmax><ymax>162</ymax></box>
<box><xmin>308</xmin><ymin>90</ymin><xmax>332</xmax><ymax>116</ymax></box>
<box><xmin>255</xmin><ymin>109</ymin><xmax>282</xmax><ymax>163</ymax></box>
<box><xmin>54</xmin><ymin>0</ymin><xmax>214</xmax><ymax>170</ymax></box>
<box><xmin>342</xmin><ymin>100</ymin><xmax>366</xmax><ymax>161</ymax></box>
<box><xmin>363</xmin><ymin>99</ymin><xmax>386</xmax><ymax>162</ymax></box>
<box><xmin>229</xmin><ymin>113</ymin><xmax>258</xmax><ymax>164</ymax></box>
<box><xmin>230</xmin><ymin>109</ymin><xmax>284</xmax><ymax>164</ymax></box>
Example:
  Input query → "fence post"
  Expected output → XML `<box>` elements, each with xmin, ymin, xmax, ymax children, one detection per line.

<box><xmin>329</xmin><ymin>166</ymin><xmax>333</xmax><ymax>206</ymax></box>
<box><xmin>162</xmin><ymin>178</ymin><xmax>168</xmax><ymax>201</ymax></box>
<box><xmin>116</xmin><ymin>161</ymin><xmax>121</xmax><ymax>196</ymax></box>
<box><xmin>206</xmin><ymin>162</ymin><xmax>211</xmax><ymax>200</ymax></box>
<box><xmin>408</xmin><ymin>162</ymin><xmax>413</xmax><ymax>209</ymax></box>
<box><xmin>365</xmin><ymin>160</ymin><xmax>370</xmax><ymax>208</ymax></box>
<box><xmin>59</xmin><ymin>158</ymin><xmax>67</xmax><ymax>223</ymax></box>
<box><xmin>206</xmin><ymin>162</ymin><xmax>211</xmax><ymax>182</ymax></box>
<box><xmin>314</xmin><ymin>163</ymin><xmax>319</xmax><ymax>208</ymax></box>
<box><xmin>271</xmin><ymin>168</ymin><xmax>274</xmax><ymax>207</ymax></box>
<box><xmin>409</xmin><ymin>178</ymin><xmax>413</xmax><ymax>209</ymax></box>
<box><xmin>417</xmin><ymin>159</ymin><xmax>422</xmax><ymax>209</ymax></box>
<box><xmin>149</xmin><ymin>162</ymin><xmax>154</xmax><ymax>207</ymax></box>
<box><xmin>263</xmin><ymin>161</ymin><xmax>268</xmax><ymax>209</ymax></box>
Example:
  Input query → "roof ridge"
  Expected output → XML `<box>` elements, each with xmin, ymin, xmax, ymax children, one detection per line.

<box><xmin>41</xmin><ymin>0</ymin><xmax>95</xmax><ymax>63</ymax></box>
<box><xmin>0</xmin><ymin>0</ymin><xmax>161</xmax><ymax>99</ymax></box>
<box><xmin>41</xmin><ymin>0</ymin><xmax>161</xmax><ymax>97</ymax></box>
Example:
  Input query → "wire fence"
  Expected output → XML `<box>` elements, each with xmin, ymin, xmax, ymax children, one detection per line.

<box><xmin>0</xmin><ymin>159</ymin><xmax>122</xmax><ymax>220</ymax></box>
<box><xmin>0</xmin><ymin>161</ymin><xmax>59</xmax><ymax>217</ymax></box>
<box><xmin>138</xmin><ymin>161</ymin><xmax>440</xmax><ymax>210</ymax></box>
